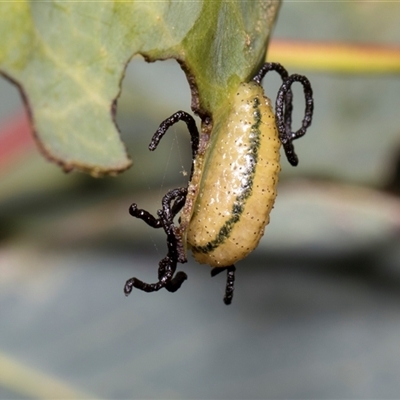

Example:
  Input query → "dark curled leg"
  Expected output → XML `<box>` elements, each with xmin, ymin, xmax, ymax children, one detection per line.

<box><xmin>129</xmin><ymin>203</ymin><xmax>162</xmax><ymax>229</ymax></box>
<box><xmin>253</xmin><ymin>63</ymin><xmax>295</xmax><ymax>159</ymax></box>
<box><xmin>158</xmin><ymin>257</ymin><xmax>188</xmax><ymax>293</ymax></box>
<box><xmin>211</xmin><ymin>265</ymin><xmax>236</xmax><ymax>305</ymax></box>
<box><xmin>252</xmin><ymin>62</ymin><xmax>293</xmax><ymax>126</ymax></box>
<box><xmin>149</xmin><ymin>111</ymin><xmax>200</xmax><ymax>179</ymax></box>
<box><xmin>275</xmin><ymin>74</ymin><xmax>314</xmax><ymax>166</ymax></box>
<box><xmin>253</xmin><ymin>62</ymin><xmax>314</xmax><ymax>167</ymax></box>
<box><xmin>252</xmin><ymin>62</ymin><xmax>289</xmax><ymax>85</ymax></box>
<box><xmin>124</xmin><ymin>188</ymin><xmax>188</xmax><ymax>297</ymax></box>
<box><xmin>124</xmin><ymin>256</ymin><xmax>175</xmax><ymax>294</ymax></box>
<box><xmin>126</xmin><ymin>108</ymin><xmax>201</xmax><ymax>298</ymax></box>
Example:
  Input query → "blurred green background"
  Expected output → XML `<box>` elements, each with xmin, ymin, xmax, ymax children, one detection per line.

<box><xmin>1</xmin><ymin>2</ymin><xmax>400</xmax><ymax>399</ymax></box>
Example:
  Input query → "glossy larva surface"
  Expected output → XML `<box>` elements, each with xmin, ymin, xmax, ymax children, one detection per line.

<box><xmin>187</xmin><ymin>81</ymin><xmax>281</xmax><ymax>267</ymax></box>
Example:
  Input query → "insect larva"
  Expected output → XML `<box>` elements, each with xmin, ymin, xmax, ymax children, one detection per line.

<box><xmin>187</xmin><ymin>81</ymin><xmax>280</xmax><ymax>267</ymax></box>
<box><xmin>124</xmin><ymin>63</ymin><xmax>314</xmax><ymax>305</ymax></box>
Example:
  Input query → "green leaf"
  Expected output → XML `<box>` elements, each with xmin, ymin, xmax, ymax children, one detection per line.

<box><xmin>0</xmin><ymin>1</ymin><xmax>280</xmax><ymax>176</ymax></box>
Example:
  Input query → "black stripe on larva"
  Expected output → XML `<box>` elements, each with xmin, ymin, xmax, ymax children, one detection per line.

<box><xmin>192</xmin><ymin>95</ymin><xmax>262</xmax><ymax>255</ymax></box>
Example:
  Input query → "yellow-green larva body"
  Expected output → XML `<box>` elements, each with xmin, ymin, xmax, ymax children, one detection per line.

<box><xmin>187</xmin><ymin>81</ymin><xmax>281</xmax><ymax>267</ymax></box>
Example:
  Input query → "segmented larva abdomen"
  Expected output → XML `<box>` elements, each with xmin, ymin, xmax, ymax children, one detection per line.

<box><xmin>187</xmin><ymin>81</ymin><xmax>281</xmax><ymax>267</ymax></box>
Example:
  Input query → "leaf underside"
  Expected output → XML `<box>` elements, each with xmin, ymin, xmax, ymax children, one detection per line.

<box><xmin>0</xmin><ymin>1</ymin><xmax>280</xmax><ymax>176</ymax></box>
